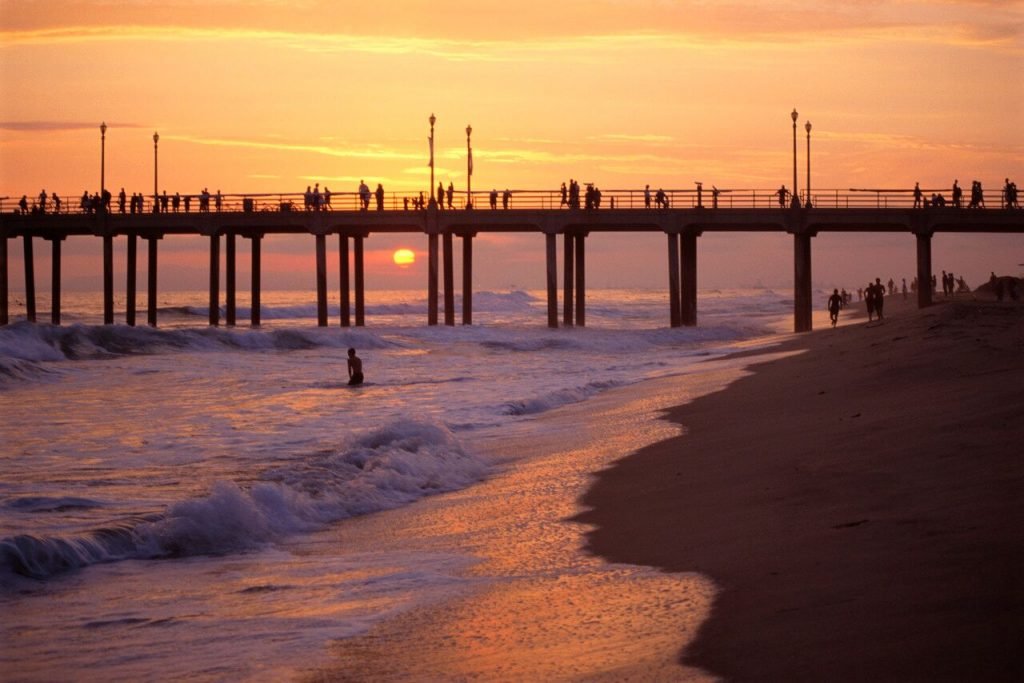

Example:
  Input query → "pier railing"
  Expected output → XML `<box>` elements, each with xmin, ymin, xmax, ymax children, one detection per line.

<box><xmin>3</xmin><ymin>187</ymin><xmax>1018</xmax><ymax>216</ymax></box>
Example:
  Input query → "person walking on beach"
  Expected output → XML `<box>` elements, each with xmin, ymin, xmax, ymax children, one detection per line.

<box><xmin>347</xmin><ymin>348</ymin><xmax>364</xmax><ymax>386</ymax></box>
<box><xmin>827</xmin><ymin>289</ymin><xmax>843</xmax><ymax>328</ymax></box>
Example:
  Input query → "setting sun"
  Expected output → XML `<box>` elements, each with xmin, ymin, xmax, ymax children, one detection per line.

<box><xmin>393</xmin><ymin>248</ymin><xmax>416</xmax><ymax>267</ymax></box>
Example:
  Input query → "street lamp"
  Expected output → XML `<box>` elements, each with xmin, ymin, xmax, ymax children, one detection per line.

<box><xmin>428</xmin><ymin>113</ymin><xmax>436</xmax><ymax>207</ymax></box>
<box><xmin>790</xmin><ymin>108</ymin><xmax>798</xmax><ymax>207</ymax></box>
<box><xmin>153</xmin><ymin>131</ymin><xmax>160</xmax><ymax>212</ymax></box>
<box><xmin>100</xmin><ymin>121</ymin><xmax>107</xmax><ymax>201</ymax></box>
<box><xmin>804</xmin><ymin>121</ymin><xmax>812</xmax><ymax>208</ymax></box>
<box><xmin>466</xmin><ymin>124</ymin><xmax>473</xmax><ymax>209</ymax></box>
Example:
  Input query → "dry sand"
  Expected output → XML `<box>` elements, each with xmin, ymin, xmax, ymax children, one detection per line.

<box><xmin>578</xmin><ymin>296</ymin><xmax>1024</xmax><ymax>681</ymax></box>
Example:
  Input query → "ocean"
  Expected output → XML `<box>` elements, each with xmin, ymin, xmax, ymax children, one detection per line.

<box><xmin>1</xmin><ymin>288</ymin><xmax>808</xmax><ymax>680</ymax></box>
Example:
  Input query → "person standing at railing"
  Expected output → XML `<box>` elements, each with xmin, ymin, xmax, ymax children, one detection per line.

<box><xmin>562</xmin><ymin>182</ymin><xmax>569</xmax><ymax>208</ymax></box>
<box><xmin>118</xmin><ymin>188</ymin><xmax>126</xmax><ymax>214</ymax></box>
<box><xmin>1003</xmin><ymin>178</ymin><xmax>1018</xmax><ymax>209</ymax></box>
<box><xmin>502</xmin><ymin>188</ymin><xmax>511</xmax><ymax>209</ymax></box>
<box><xmin>437</xmin><ymin>182</ymin><xmax>445</xmax><ymax>209</ymax></box>
<box><xmin>952</xmin><ymin>180</ymin><xmax>962</xmax><ymax>208</ymax></box>
<box><xmin>162</xmin><ymin>191</ymin><xmax>169</xmax><ymax>213</ymax></box>
<box><xmin>323</xmin><ymin>186</ymin><xmax>332</xmax><ymax>210</ymax></box>
<box><xmin>375</xmin><ymin>183</ymin><xmax>385</xmax><ymax>211</ymax></box>
<box><xmin>53</xmin><ymin>193</ymin><xmax>61</xmax><ymax>214</ymax></box>
<box><xmin>913</xmin><ymin>182</ymin><xmax>923</xmax><ymax>208</ymax></box>
<box><xmin>712</xmin><ymin>186</ymin><xmax>720</xmax><ymax>209</ymax></box>
<box><xmin>447</xmin><ymin>181</ymin><xmax>454</xmax><ymax>210</ymax></box>
<box><xmin>358</xmin><ymin>180</ymin><xmax>370</xmax><ymax>210</ymax></box>
<box><xmin>777</xmin><ymin>185</ymin><xmax>788</xmax><ymax>209</ymax></box>
<box><xmin>489</xmin><ymin>189</ymin><xmax>498</xmax><ymax>209</ymax></box>
<box><xmin>37</xmin><ymin>189</ymin><xmax>47</xmax><ymax>214</ymax></box>
<box><xmin>644</xmin><ymin>184</ymin><xmax>651</xmax><ymax>208</ymax></box>
<box><xmin>19</xmin><ymin>195</ymin><xmax>28</xmax><ymax>215</ymax></box>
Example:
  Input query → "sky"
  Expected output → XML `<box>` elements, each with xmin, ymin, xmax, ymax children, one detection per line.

<box><xmin>1</xmin><ymin>0</ymin><xmax>1022</xmax><ymax>295</ymax></box>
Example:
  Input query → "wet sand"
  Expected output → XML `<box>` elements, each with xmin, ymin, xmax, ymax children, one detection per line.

<box><xmin>579</xmin><ymin>297</ymin><xmax>1024</xmax><ymax>681</ymax></box>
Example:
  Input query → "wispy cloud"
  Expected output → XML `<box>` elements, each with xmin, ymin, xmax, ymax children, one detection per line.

<box><xmin>0</xmin><ymin>120</ymin><xmax>143</xmax><ymax>131</ymax></box>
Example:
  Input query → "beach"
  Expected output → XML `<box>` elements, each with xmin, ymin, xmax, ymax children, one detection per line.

<box><xmin>580</xmin><ymin>295</ymin><xmax>1024</xmax><ymax>680</ymax></box>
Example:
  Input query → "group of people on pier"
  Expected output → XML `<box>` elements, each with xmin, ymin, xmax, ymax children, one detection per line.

<box><xmin>913</xmin><ymin>178</ymin><xmax>1018</xmax><ymax>209</ymax></box>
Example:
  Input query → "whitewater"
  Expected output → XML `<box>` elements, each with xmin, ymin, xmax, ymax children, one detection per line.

<box><xmin>1</xmin><ymin>287</ymin><xmax>801</xmax><ymax>681</ymax></box>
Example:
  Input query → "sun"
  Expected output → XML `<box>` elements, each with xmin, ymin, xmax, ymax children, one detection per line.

<box><xmin>393</xmin><ymin>248</ymin><xmax>416</xmax><ymax>267</ymax></box>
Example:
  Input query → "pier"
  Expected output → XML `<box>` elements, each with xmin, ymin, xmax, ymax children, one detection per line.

<box><xmin>1</xmin><ymin>188</ymin><xmax>1021</xmax><ymax>332</ymax></box>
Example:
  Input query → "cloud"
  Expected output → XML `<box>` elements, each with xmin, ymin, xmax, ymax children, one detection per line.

<box><xmin>0</xmin><ymin>121</ymin><xmax>143</xmax><ymax>131</ymax></box>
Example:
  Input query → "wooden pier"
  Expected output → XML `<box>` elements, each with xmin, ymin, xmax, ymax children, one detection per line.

<box><xmin>1</xmin><ymin>190</ymin><xmax>1022</xmax><ymax>332</ymax></box>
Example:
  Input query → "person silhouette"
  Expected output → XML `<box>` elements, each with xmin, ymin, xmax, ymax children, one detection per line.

<box><xmin>490</xmin><ymin>189</ymin><xmax>498</xmax><ymax>209</ymax></box>
<box><xmin>777</xmin><ymin>185</ymin><xmax>788</xmax><ymax>208</ymax></box>
<box><xmin>913</xmin><ymin>182</ymin><xmax>923</xmax><ymax>208</ymax></box>
<box><xmin>375</xmin><ymin>183</ymin><xmax>385</xmax><ymax>211</ymax></box>
<box><xmin>447</xmin><ymin>181</ymin><xmax>454</xmax><ymax>209</ymax></box>
<box><xmin>827</xmin><ymin>289</ymin><xmax>843</xmax><ymax>327</ymax></box>
<box><xmin>347</xmin><ymin>348</ymin><xmax>364</xmax><ymax>386</ymax></box>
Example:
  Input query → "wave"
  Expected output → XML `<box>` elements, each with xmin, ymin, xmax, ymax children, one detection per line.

<box><xmin>0</xmin><ymin>420</ymin><xmax>486</xmax><ymax>583</ymax></box>
<box><xmin>501</xmin><ymin>379</ymin><xmax>624</xmax><ymax>416</ymax></box>
<box><xmin>0</xmin><ymin>321</ymin><xmax>396</xmax><ymax>379</ymax></box>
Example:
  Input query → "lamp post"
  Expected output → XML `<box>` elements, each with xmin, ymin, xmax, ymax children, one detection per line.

<box><xmin>428</xmin><ymin>113</ymin><xmax>436</xmax><ymax>207</ymax></box>
<box><xmin>790</xmin><ymin>108</ymin><xmax>798</xmax><ymax>207</ymax></box>
<box><xmin>804</xmin><ymin>121</ymin><xmax>812</xmax><ymax>208</ymax></box>
<box><xmin>153</xmin><ymin>131</ymin><xmax>160</xmax><ymax>212</ymax></box>
<box><xmin>466</xmin><ymin>124</ymin><xmax>473</xmax><ymax>209</ymax></box>
<box><xmin>100</xmin><ymin>121</ymin><xmax>107</xmax><ymax>200</ymax></box>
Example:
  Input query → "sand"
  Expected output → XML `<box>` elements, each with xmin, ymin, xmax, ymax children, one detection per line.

<box><xmin>578</xmin><ymin>296</ymin><xmax>1024</xmax><ymax>681</ymax></box>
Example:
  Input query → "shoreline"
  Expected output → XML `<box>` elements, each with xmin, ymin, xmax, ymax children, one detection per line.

<box><xmin>578</xmin><ymin>296</ymin><xmax>1024</xmax><ymax>680</ymax></box>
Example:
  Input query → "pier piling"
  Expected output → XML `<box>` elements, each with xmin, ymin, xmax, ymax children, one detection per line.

<box><xmin>103</xmin><ymin>234</ymin><xmax>113</xmax><ymax>325</ymax></box>
<box><xmin>49</xmin><ymin>236</ymin><xmax>62</xmax><ymax>325</ymax></box>
<box><xmin>126</xmin><ymin>233</ymin><xmax>137</xmax><ymax>326</ymax></box>
<box><xmin>546</xmin><ymin>233</ymin><xmax>558</xmax><ymax>328</ymax></box>
<box><xmin>147</xmin><ymin>237</ymin><xmax>159</xmax><ymax>327</ymax></box>
<box><xmin>339</xmin><ymin>235</ymin><xmax>350</xmax><ymax>327</ymax></box>
<box><xmin>315</xmin><ymin>233</ymin><xmax>328</xmax><ymax>327</ymax></box>
<box><xmin>462</xmin><ymin>233</ymin><xmax>473</xmax><ymax>325</ymax></box>
<box><xmin>249</xmin><ymin>234</ymin><xmax>261</xmax><ymax>327</ymax></box>
<box><xmin>0</xmin><ymin>231</ymin><xmax>7</xmax><ymax>325</ymax></box>
<box><xmin>916</xmin><ymin>232</ymin><xmax>933</xmax><ymax>309</ymax></box>
<box><xmin>209</xmin><ymin>233</ymin><xmax>220</xmax><ymax>326</ymax></box>
<box><xmin>668</xmin><ymin>232</ymin><xmax>681</xmax><ymax>327</ymax></box>
<box><xmin>574</xmin><ymin>233</ymin><xmax>586</xmax><ymax>327</ymax></box>
<box><xmin>354</xmin><ymin>235</ymin><xmax>365</xmax><ymax>326</ymax></box>
<box><xmin>793</xmin><ymin>233</ymin><xmax>813</xmax><ymax>332</ymax></box>
<box><xmin>428</xmin><ymin>233</ymin><xmax>438</xmax><ymax>325</ymax></box>
<box><xmin>563</xmin><ymin>233</ymin><xmax>574</xmax><ymax>327</ymax></box>
<box><xmin>443</xmin><ymin>231</ymin><xmax>454</xmax><ymax>326</ymax></box>
<box><xmin>226</xmin><ymin>232</ymin><xmax>237</xmax><ymax>327</ymax></box>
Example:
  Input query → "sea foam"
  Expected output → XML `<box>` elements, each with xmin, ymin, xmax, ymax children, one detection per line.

<box><xmin>0</xmin><ymin>419</ymin><xmax>484</xmax><ymax>583</ymax></box>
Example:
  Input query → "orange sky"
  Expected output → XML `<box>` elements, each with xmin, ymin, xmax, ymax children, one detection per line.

<box><xmin>1</xmin><ymin>0</ymin><xmax>1022</xmax><ymax>293</ymax></box>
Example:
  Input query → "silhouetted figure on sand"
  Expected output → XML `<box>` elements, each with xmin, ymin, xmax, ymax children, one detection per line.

<box><xmin>347</xmin><ymin>348</ymin><xmax>364</xmax><ymax>386</ymax></box>
<box><xmin>827</xmin><ymin>289</ymin><xmax>843</xmax><ymax>327</ymax></box>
